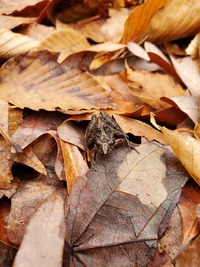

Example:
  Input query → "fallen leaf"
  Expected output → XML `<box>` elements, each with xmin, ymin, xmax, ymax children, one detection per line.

<box><xmin>0</xmin><ymin>50</ymin><xmax>114</xmax><ymax>113</ymax></box>
<box><xmin>121</xmin><ymin>0</ymin><xmax>169</xmax><ymax>43</ymax></box>
<box><xmin>170</xmin><ymin>56</ymin><xmax>200</xmax><ymax>97</ymax></box>
<box><xmin>0</xmin><ymin>29</ymin><xmax>39</xmax><ymax>59</ymax></box>
<box><xmin>60</xmin><ymin>140</ymin><xmax>88</xmax><ymax>194</ymax></box>
<box><xmin>0</xmin><ymin>15</ymin><xmax>36</xmax><ymax>30</ymax></box>
<box><xmin>127</xmin><ymin>66</ymin><xmax>185</xmax><ymax>111</ymax></box>
<box><xmin>170</xmin><ymin>95</ymin><xmax>198</xmax><ymax>123</ymax></box>
<box><xmin>178</xmin><ymin>181</ymin><xmax>200</xmax><ymax>248</ymax></box>
<box><xmin>151</xmin><ymin>122</ymin><xmax>200</xmax><ymax>186</ymax></box>
<box><xmin>36</xmin><ymin>28</ymin><xmax>91</xmax><ymax>63</ymax></box>
<box><xmin>13</xmin><ymin>190</ymin><xmax>66</xmax><ymax>267</ymax></box>
<box><xmin>7</xmin><ymin>180</ymin><xmax>59</xmax><ymax>245</ymax></box>
<box><xmin>65</xmin><ymin>142</ymin><xmax>188</xmax><ymax>266</ymax></box>
<box><xmin>123</xmin><ymin>0</ymin><xmax>200</xmax><ymax>44</ymax></box>
<box><xmin>0</xmin><ymin>0</ymin><xmax>47</xmax><ymax>14</ymax></box>
<box><xmin>173</xmin><ymin>233</ymin><xmax>200</xmax><ymax>267</ymax></box>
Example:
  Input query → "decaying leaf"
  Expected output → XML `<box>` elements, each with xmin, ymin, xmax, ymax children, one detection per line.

<box><xmin>0</xmin><ymin>50</ymin><xmax>114</xmax><ymax>113</ymax></box>
<box><xmin>13</xmin><ymin>190</ymin><xmax>66</xmax><ymax>267</ymax></box>
<box><xmin>65</xmin><ymin>142</ymin><xmax>188</xmax><ymax>266</ymax></box>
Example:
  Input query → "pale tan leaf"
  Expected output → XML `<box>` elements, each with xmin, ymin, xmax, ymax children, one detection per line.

<box><xmin>0</xmin><ymin>15</ymin><xmax>36</xmax><ymax>30</ymax></box>
<box><xmin>121</xmin><ymin>0</ymin><xmax>169</xmax><ymax>43</ymax></box>
<box><xmin>160</xmin><ymin>127</ymin><xmax>200</xmax><ymax>185</ymax></box>
<box><xmin>36</xmin><ymin>28</ymin><xmax>91</xmax><ymax>63</ymax></box>
<box><xmin>185</xmin><ymin>34</ymin><xmax>200</xmax><ymax>59</ymax></box>
<box><xmin>170</xmin><ymin>56</ymin><xmax>200</xmax><ymax>97</ymax></box>
<box><xmin>100</xmin><ymin>8</ymin><xmax>130</xmax><ymax>42</ymax></box>
<box><xmin>0</xmin><ymin>0</ymin><xmax>45</xmax><ymax>14</ymax></box>
<box><xmin>0</xmin><ymin>50</ymin><xmax>114</xmax><ymax>113</ymax></box>
<box><xmin>132</xmin><ymin>0</ymin><xmax>200</xmax><ymax>43</ymax></box>
<box><xmin>13</xmin><ymin>191</ymin><xmax>65</xmax><ymax>267</ymax></box>
<box><xmin>0</xmin><ymin>29</ymin><xmax>39</xmax><ymax>59</ymax></box>
<box><xmin>127</xmin><ymin>42</ymin><xmax>150</xmax><ymax>61</ymax></box>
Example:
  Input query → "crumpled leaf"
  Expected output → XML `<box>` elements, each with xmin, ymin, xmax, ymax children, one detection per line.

<box><xmin>13</xmin><ymin>190</ymin><xmax>66</xmax><ymax>267</ymax></box>
<box><xmin>65</xmin><ymin>142</ymin><xmax>188</xmax><ymax>266</ymax></box>
<box><xmin>0</xmin><ymin>50</ymin><xmax>114</xmax><ymax>113</ymax></box>
<box><xmin>0</xmin><ymin>29</ymin><xmax>39</xmax><ymax>59</ymax></box>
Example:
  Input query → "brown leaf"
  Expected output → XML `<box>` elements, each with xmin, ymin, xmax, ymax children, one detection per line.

<box><xmin>0</xmin><ymin>50</ymin><xmax>114</xmax><ymax>113</ymax></box>
<box><xmin>127</xmin><ymin>66</ymin><xmax>185</xmax><ymax>111</ymax></box>
<box><xmin>13</xmin><ymin>190</ymin><xmax>66</xmax><ymax>267</ymax></box>
<box><xmin>121</xmin><ymin>0</ymin><xmax>169</xmax><ymax>43</ymax></box>
<box><xmin>65</xmin><ymin>142</ymin><xmax>188</xmax><ymax>266</ymax></box>
<box><xmin>7</xmin><ymin>181</ymin><xmax>59</xmax><ymax>245</ymax></box>
<box><xmin>173</xmin><ymin>233</ymin><xmax>200</xmax><ymax>267</ymax></box>
<box><xmin>57</xmin><ymin>120</ymin><xmax>85</xmax><ymax>150</ymax></box>
<box><xmin>178</xmin><ymin>181</ymin><xmax>200</xmax><ymax>248</ymax></box>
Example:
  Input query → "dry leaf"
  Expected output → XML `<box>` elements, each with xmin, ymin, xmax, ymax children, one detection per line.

<box><xmin>0</xmin><ymin>0</ymin><xmax>46</xmax><ymax>14</ymax></box>
<box><xmin>170</xmin><ymin>56</ymin><xmax>200</xmax><ymax>97</ymax></box>
<box><xmin>173</xmin><ymin>234</ymin><xmax>200</xmax><ymax>267</ymax></box>
<box><xmin>127</xmin><ymin>66</ymin><xmax>185</xmax><ymax>111</ymax></box>
<box><xmin>0</xmin><ymin>15</ymin><xmax>35</xmax><ymax>29</ymax></box>
<box><xmin>151</xmin><ymin>120</ymin><xmax>200</xmax><ymax>185</ymax></box>
<box><xmin>178</xmin><ymin>181</ymin><xmax>200</xmax><ymax>248</ymax></box>
<box><xmin>65</xmin><ymin>142</ymin><xmax>188</xmax><ymax>265</ymax></box>
<box><xmin>13</xmin><ymin>190</ymin><xmax>66</xmax><ymax>267</ymax></box>
<box><xmin>36</xmin><ymin>28</ymin><xmax>91</xmax><ymax>63</ymax></box>
<box><xmin>60</xmin><ymin>140</ymin><xmax>88</xmax><ymax>194</ymax></box>
<box><xmin>0</xmin><ymin>50</ymin><xmax>114</xmax><ymax>113</ymax></box>
<box><xmin>7</xmin><ymin>181</ymin><xmax>59</xmax><ymax>245</ymax></box>
<box><xmin>0</xmin><ymin>29</ymin><xmax>39</xmax><ymax>59</ymax></box>
<box><xmin>123</xmin><ymin>0</ymin><xmax>200</xmax><ymax>43</ymax></box>
<box><xmin>121</xmin><ymin>0</ymin><xmax>169</xmax><ymax>43</ymax></box>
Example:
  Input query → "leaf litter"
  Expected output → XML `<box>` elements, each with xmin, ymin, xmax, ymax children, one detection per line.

<box><xmin>0</xmin><ymin>0</ymin><xmax>200</xmax><ymax>266</ymax></box>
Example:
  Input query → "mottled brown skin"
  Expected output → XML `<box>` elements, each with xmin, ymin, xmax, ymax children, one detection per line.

<box><xmin>85</xmin><ymin>111</ymin><xmax>132</xmax><ymax>161</ymax></box>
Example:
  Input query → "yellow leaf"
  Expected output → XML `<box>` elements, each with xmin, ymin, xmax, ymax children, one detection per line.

<box><xmin>161</xmin><ymin>127</ymin><xmax>200</xmax><ymax>186</ymax></box>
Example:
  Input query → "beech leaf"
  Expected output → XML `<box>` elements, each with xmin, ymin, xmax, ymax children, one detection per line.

<box><xmin>0</xmin><ymin>29</ymin><xmax>39</xmax><ymax>59</ymax></box>
<box><xmin>0</xmin><ymin>50</ymin><xmax>114</xmax><ymax>113</ymax></box>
